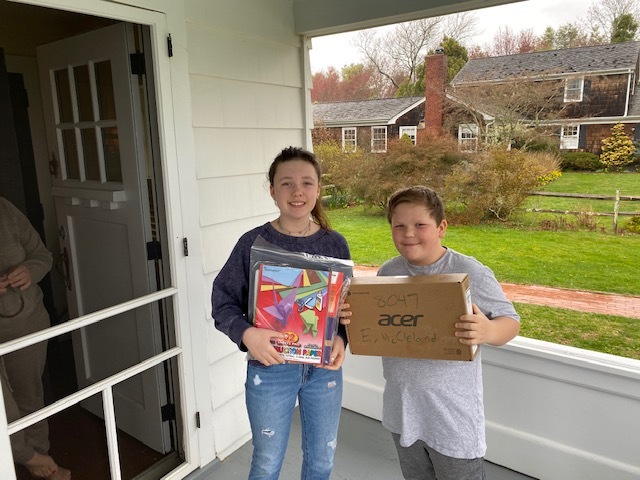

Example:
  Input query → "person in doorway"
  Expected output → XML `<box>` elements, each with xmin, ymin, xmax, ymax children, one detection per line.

<box><xmin>0</xmin><ymin>196</ymin><xmax>71</xmax><ymax>480</ymax></box>
<box><xmin>211</xmin><ymin>146</ymin><xmax>351</xmax><ymax>480</ymax></box>
<box><xmin>341</xmin><ymin>186</ymin><xmax>520</xmax><ymax>480</ymax></box>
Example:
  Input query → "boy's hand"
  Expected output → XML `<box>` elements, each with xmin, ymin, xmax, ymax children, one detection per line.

<box><xmin>338</xmin><ymin>303</ymin><xmax>352</xmax><ymax>325</ymax></box>
<box><xmin>321</xmin><ymin>336</ymin><xmax>346</xmax><ymax>370</ymax></box>
<box><xmin>455</xmin><ymin>304</ymin><xmax>520</xmax><ymax>346</ymax></box>
<box><xmin>242</xmin><ymin>327</ymin><xmax>286</xmax><ymax>366</ymax></box>
<box><xmin>455</xmin><ymin>304</ymin><xmax>492</xmax><ymax>345</ymax></box>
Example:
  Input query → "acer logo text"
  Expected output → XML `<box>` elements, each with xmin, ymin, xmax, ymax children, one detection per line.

<box><xmin>378</xmin><ymin>313</ymin><xmax>424</xmax><ymax>327</ymax></box>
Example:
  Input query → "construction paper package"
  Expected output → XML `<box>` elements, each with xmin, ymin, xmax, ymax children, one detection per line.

<box><xmin>248</xmin><ymin>236</ymin><xmax>353</xmax><ymax>364</ymax></box>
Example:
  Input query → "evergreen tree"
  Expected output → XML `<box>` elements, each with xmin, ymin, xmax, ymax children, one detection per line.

<box><xmin>441</xmin><ymin>36</ymin><xmax>468</xmax><ymax>82</ymax></box>
<box><xmin>611</xmin><ymin>13</ymin><xmax>638</xmax><ymax>42</ymax></box>
<box><xmin>600</xmin><ymin>123</ymin><xmax>636</xmax><ymax>171</ymax></box>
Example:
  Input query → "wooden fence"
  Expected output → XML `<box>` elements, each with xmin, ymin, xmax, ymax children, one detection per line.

<box><xmin>527</xmin><ymin>190</ymin><xmax>640</xmax><ymax>230</ymax></box>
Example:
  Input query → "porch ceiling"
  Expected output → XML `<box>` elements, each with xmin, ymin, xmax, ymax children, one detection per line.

<box><xmin>0</xmin><ymin>0</ymin><xmax>527</xmax><ymax>57</ymax></box>
<box><xmin>294</xmin><ymin>0</ymin><xmax>525</xmax><ymax>36</ymax></box>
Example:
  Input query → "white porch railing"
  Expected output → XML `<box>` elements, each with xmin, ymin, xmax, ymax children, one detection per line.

<box><xmin>343</xmin><ymin>336</ymin><xmax>640</xmax><ymax>480</ymax></box>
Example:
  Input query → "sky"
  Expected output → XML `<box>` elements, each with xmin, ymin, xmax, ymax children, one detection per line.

<box><xmin>309</xmin><ymin>0</ymin><xmax>592</xmax><ymax>73</ymax></box>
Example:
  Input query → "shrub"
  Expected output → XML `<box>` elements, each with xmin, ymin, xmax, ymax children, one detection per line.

<box><xmin>315</xmin><ymin>140</ymin><xmax>368</xmax><ymax>204</ymax></box>
<box><xmin>600</xmin><ymin>123</ymin><xmax>636</xmax><ymax>171</ymax></box>
<box><xmin>513</xmin><ymin>133</ymin><xmax>561</xmax><ymax>153</ymax></box>
<box><xmin>537</xmin><ymin>169</ymin><xmax>562</xmax><ymax>186</ymax></box>
<box><xmin>444</xmin><ymin>148</ymin><xmax>561</xmax><ymax>223</ymax></box>
<box><xmin>316</xmin><ymin>133</ymin><xmax>469</xmax><ymax>210</ymax></box>
<box><xmin>625</xmin><ymin>216</ymin><xmax>640</xmax><ymax>234</ymax></box>
<box><xmin>560</xmin><ymin>152</ymin><xmax>603</xmax><ymax>171</ymax></box>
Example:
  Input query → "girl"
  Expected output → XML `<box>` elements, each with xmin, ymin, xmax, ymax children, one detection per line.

<box><xmin>211</xmin><ymin>146</ymin><xmax>351</xmax><ymax>479</ymax></box>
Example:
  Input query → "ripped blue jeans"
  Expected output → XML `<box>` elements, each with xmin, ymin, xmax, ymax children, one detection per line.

<box><xmin>245</xmin><ymin>362</ymin><xmax>343</xmax><ymax>480</ymax></box>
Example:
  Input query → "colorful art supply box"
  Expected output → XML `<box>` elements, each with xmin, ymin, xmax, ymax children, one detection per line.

<box><xmin>345</xmin><ymin>274</ymin><xmax>478</xmax><ymax>361</ymax></box>
<box><xmin>252</xmin><ymin>263</ymin><xmax>347</xmax><ymax>364</ymax></box>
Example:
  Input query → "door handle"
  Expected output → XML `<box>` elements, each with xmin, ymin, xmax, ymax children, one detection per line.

<box><xmin>49</xmin><ymin>152</ymin><xmax>59</xmax><ymax>178</ymax></box>
<box><xmin>57</xmin><ymin>248</ymin><xmax>72</xmax><ymax>291</ymax></box>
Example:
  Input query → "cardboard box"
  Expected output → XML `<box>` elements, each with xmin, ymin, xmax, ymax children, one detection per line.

<box><xmin>345</xmin><ymin>274</ymin><xmax>478</xmax><ymax>361</ymax></box>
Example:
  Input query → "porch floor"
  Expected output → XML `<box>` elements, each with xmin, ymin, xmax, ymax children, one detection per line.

<box><xmin>202</xmin><ymin>408</ymin><xmax>536</xmax><ymax>479</ymax></box>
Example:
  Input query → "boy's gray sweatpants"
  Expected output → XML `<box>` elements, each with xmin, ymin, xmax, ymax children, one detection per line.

<box><xmin>392</xmin><ymin>433</ymin><xmax>486</xmax><ymax>480</ymax></box>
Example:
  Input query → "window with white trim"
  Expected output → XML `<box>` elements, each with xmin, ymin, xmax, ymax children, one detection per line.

<box><xmin>399</xmin><ymin>126</ymin><xmax>417</xmax><ymax>145</ymax></box>
<box><xmin>560</xmin><ymin>125</ymin><xmax>580</xmax><ymax>149</ymax></box>
<box><xmin>371</xmin><ymin>126</ymin><xmax>387</xmax><ymax>152</ymax></box>
<box><xmin>458</xmin><ymin>124</ymin><xmax>479</xmax><ymax>152</ymax></box>
<box><xmin>342</xmin><ymin>127</ymin><xmax>357</xmax><ymax>152</ymax></box>
<box><xmin>564</xmin><ymin>77</ymin><xmax>584</xmax><ymax>102</ymax></box>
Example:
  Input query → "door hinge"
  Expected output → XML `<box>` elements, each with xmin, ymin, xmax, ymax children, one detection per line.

<box><xmin>130</xmin><ymin>52</ymin><xmax>146</xmax><ymax>75</ymax></box>
<box><xmin>196</xmin><ymin>411</ymin><xmax>201</xmax><ymax>429</ymax></box>
<box><xmin>167</xmin><ymin>34</ymin><xmax>173</xmax><ymax>57</ymax></box>
<box><xmin>183</xmin><ymin>237</ymin><xmax>189</xmax><ymax>257</ymax></box>
<box><xmin>161</xmin><ymin>403</ymin><xmax>176</xmax><ymax>422</ymax></box>
<box><xmin>146</xmin><ymin>240</ymin><xmax>162</xmax><ymax>260</ymax></box>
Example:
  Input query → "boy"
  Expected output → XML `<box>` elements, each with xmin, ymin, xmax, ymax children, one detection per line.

<box><xmin>344</xmin><ymin>186</ymin><xmax>520</xmax><ymax>480</ymax></box>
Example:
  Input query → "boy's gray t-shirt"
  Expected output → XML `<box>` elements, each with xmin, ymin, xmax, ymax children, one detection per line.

<box><xmin>378</xmin><ymin>247</ymin><xmax>520</xmax><ymax>459</ymax></box>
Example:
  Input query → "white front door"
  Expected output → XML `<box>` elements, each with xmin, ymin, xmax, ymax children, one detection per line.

<box><xmin>37</xmin><ymin>22</ymin><xmax>170</xmax><ymax>453</ymax></box>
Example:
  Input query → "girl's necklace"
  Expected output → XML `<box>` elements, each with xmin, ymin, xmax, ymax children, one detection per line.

<box><xmin>276</xmin><ymin>217</ymin><xmax>312</xmax><ymax>236</ymax></box>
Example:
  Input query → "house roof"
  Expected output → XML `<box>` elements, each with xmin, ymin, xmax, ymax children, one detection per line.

<box><xmin>313</xmin><ymin>96</ymin><xmax>424</xmax><ymax>127</ymax></box>
<box><xmin>452</xmin><ymin>41</ymin><xmax>640</xmax><ymax>85</ymax></box>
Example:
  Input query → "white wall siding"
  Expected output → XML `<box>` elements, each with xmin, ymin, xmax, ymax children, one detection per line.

<box><xmin>210</xmin><ymin>353</ymin><xmax>248</xmax><ymax>410</ymax></box>
<box><xmin>210</xmin><ymin>392</ymin><xmax>252</xmax><ymax>459</ymax></box>
<box><xmin>186</xmin><ymin>28</ymin><xmax>302</xmax><ymax>88</ymax></box>
<box><xmin>197</xmin><ymin>175</ymin><xmax>269</xmax><ymax>225</ymax></box>
<box><xmin>184</xmin><ymin>0</ymin><xmax>310</xmax><ymax>460</ymax></box>
<box><xmin>185</xmin><ymin>1</ymin><xmax>298</xmax><ymax>50</ymax></box>
<box><xmin>193</xmin><ymin>126</ymin><xmax>305</xmax><ymax>179</ymax></box>
<box><xmin>190</xmin><ymin>77</ymin><xmax>304</xmax><ymax>129</ymax></box>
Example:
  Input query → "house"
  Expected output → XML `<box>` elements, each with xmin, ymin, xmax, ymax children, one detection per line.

<box><xmin>312</xmin><ymin>96</ymin><xmax>425</xmax><ymax>152</ymax></box>
<box><xmin>430</xmin><ymin>41</ymin><xmax>640</xmax><ymax>152</ymax></box>
<box><xmin>1</xmin><ymin>1</ymin><xmax>639</xmax><ymax>480</ymax></box>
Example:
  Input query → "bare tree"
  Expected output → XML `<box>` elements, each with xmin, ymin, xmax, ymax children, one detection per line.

<box><xmin>448</xmin><ymin>75</ymin><xmax>568</xmax><ymax>149</ymax></box>
<box><xmin>485</xmin><ymin>26</ymin><xmax>539</xmax><ymax>56</ymax></box>
<box><xmin>352</xmin><ymin>13</ymin><xmax>478</xmax><ymax>95</ymax></box>
<box><xmin>441</xmin><ymin>11</ymin><xmax>480</xmax><ymax>44</ymax></box>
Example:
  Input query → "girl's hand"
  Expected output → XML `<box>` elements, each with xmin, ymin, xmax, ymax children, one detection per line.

<box><xmin>242</xmin><ymin>327</ymin><xmax>286</xmax><ymax>366</ymax></box>
<box><xmin>338</xmin><ymin>303</ymin><xmax>352</xmax><ymax>325</ymax></box>
<box><xmin>321</xmin><ymin>336</ymin><xmax>346</xmax><ymax>370</ymax></box>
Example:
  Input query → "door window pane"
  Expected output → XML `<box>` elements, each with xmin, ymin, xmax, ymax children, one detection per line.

<box><xmin>55</xmin><ymin>69</ymin><xmax>73</xmax><ymax>123</ymax></box>
<box><xmin>95</xmin><ymin>61</ymin><xmax>116</xmax><ymax>120</ymax></box>
<box><xmin>80</xmin><ymin>128</ymin><xmax>100</xmax><ymax>181</ymax></box>
<box><xmin>74</xmin><ymin>64</ymin><xmax>94</xmax><ymax>122</ymax></box>
<box><xmin>102</xmin><ymin>127</ymin><xmax>122</xmax><ymax>183</ymax></box>
<box><xmin>61</xmin><ymin>129</ymin><xmax>80</xmax><ymax>180</ymax></box>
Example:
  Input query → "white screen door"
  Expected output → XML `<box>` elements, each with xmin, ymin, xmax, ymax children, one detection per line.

<box><xmin>37</xmin><ymin>22</ymin><xmax>170</xmax><ymax>453</ymax></box>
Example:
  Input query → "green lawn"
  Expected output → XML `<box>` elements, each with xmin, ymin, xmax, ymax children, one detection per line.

<box><xmin>523</xmin><ymin>171</ymin><xmax>640</xmax><ymax>218</ymax></box>
<box><xmin>539</xmin><ymin>172</ymin><xmax>640</xmax><ymax>194</ymax></box>
<box><xmin>516</xmin><ymin>303</ymin><xmax>640</xmax><ymax>360</ymax></box>
<box><xmin>329</xmin><ymin>207</ymin><xmax>640</xmax><ymax>296</ymax></box>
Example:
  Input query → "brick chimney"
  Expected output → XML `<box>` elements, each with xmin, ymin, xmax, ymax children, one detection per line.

<box><xmin>424</xmin><ymin>50</ymin><xmax>447</xmax><ymax>135</ymax></box>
